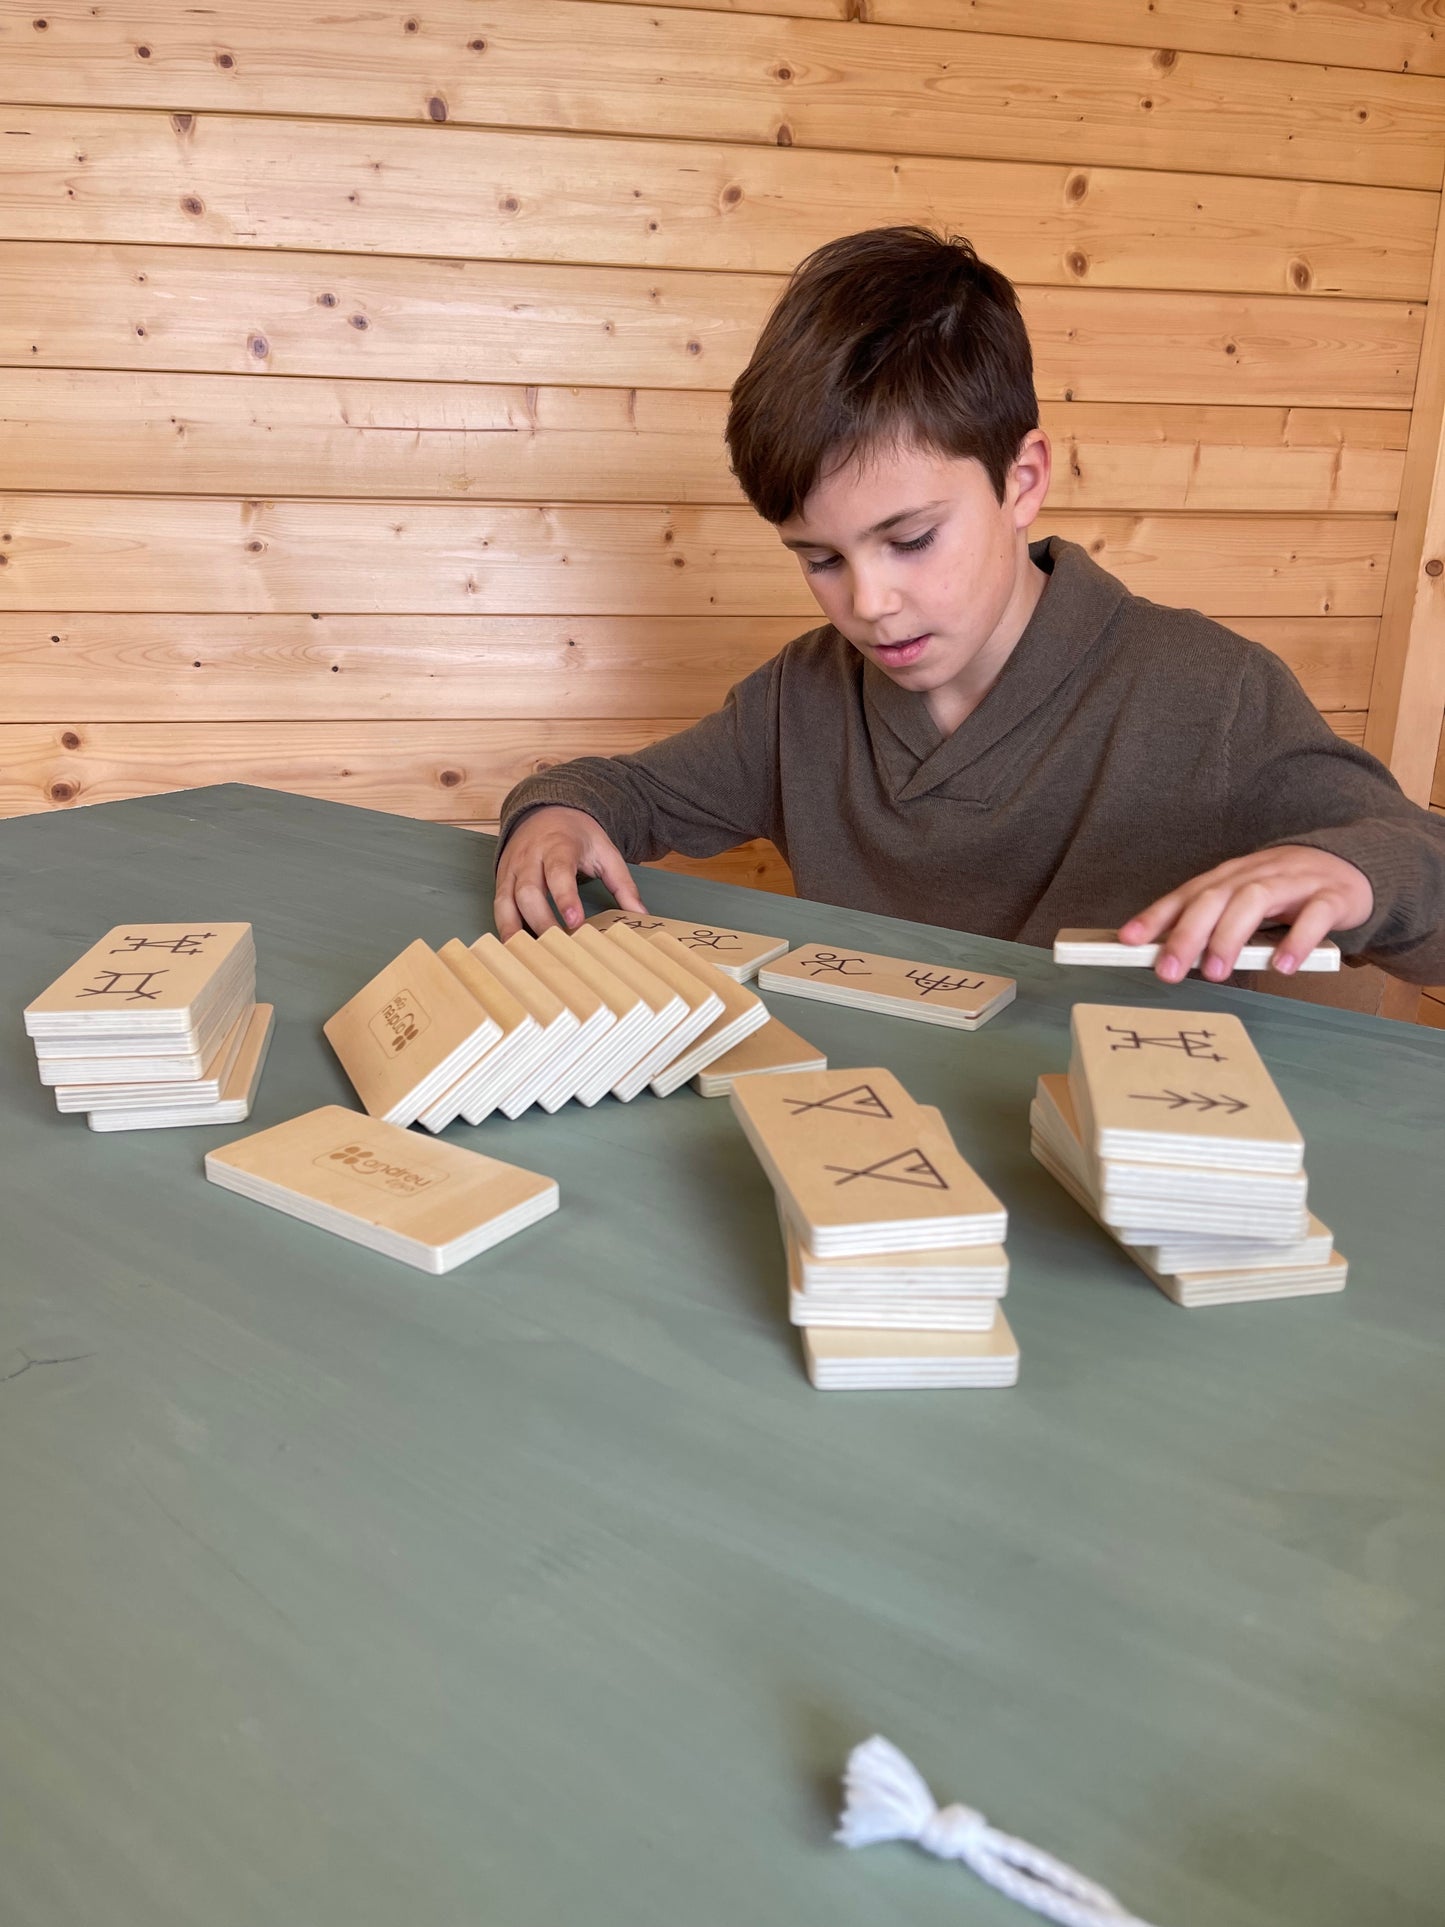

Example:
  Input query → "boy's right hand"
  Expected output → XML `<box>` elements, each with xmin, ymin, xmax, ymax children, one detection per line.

<box><xmin>492</xmin><ymin>806</ymin><xmax>648</xmax><ymax>939</ymax></box>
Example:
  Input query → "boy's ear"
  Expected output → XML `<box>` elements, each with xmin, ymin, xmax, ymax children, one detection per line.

<box><xmin>1009</xmin><ymin>428</ymin><xmax>1052</xmax><ymax>529</ymax></box>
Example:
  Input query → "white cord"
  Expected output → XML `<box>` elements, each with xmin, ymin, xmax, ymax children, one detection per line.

<box><xmin>835</xmin><ymin>1736</ymin><xmax>1162</xmax><ymax>1927</ymax></box>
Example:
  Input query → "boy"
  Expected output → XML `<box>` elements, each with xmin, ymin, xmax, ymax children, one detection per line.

<box><xmin>493</xmin><ymin>226</ymin><xmax>1445</xmax><ymax>987</ymax></box>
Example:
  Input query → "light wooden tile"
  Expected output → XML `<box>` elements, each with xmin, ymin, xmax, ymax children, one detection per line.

<box><xmin>1068</xmin><ymin>1003</ymin><xmax>1305</xmax><ymax>1172</ymax></box>
<box><xmin>759</xmin><ymin>944</ymin><xmax>1015</xmax><ymax>1029</ymax></box>
<box><xmin>322</xmin><ymin>938</ymin><xmax>500</xmax><ymax>1127</ymax></box>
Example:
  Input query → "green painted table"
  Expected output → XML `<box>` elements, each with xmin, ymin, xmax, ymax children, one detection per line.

<box><xmin>3</xmin><ymin>786</ymin><xmax>1443</xmax><ymax>1927</ymax></box>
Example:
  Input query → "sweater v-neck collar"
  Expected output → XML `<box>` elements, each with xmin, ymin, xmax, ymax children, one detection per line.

<box><xmin>861</xmin><ymin>536</ymin><xmax>1130</xmax><ymax>803</ymax></box>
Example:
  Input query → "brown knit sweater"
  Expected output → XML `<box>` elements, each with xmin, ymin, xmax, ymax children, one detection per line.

<box><xmin>499</xmin><ymin>536</ymin><xmax>1445</xmax><ymax>982</ymax></box>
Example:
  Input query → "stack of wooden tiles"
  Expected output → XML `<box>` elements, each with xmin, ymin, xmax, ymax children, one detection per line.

<box><xmin>24</xmin><ymin>923</ymin><xmax>274</xmax><ymax>1132</ymax></box>
<box><xmin>585</xmin><ymin>910</ymin><xmax>830</xmax><ymax>1095</ymax></box>
<box><xmin>1031</xmin><ymin>1004</ymin><xmax>1348</xmax><ymax>1307</ymax></box>
<box><xmin>729</xmin><ymin>1068</ymin><xmax>1017</xmax><ymax>1390</ymax></box>
<box><xmin>323</xmin><ymin>919</ymin><xmax>774</xmax><ymax>1128</ymax></box>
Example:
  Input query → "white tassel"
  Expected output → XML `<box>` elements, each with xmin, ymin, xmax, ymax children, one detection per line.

<box><xmin>836</xmin><ymin>1736</ymin><xmax>1162</xmax><ymax>1927</ymax></box>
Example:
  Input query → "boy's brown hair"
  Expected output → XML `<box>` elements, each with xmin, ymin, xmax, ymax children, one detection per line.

<box><xmin>726</xmin><ymin>226</ymin><xmax>1039</xmax><ymax>525</ymax></box>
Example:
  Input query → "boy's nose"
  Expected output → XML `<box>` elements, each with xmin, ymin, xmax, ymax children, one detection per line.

<box><xmin>849</xmin><ymin>568</ymin><xmax>903</xmax><ymax>623</ymax></box>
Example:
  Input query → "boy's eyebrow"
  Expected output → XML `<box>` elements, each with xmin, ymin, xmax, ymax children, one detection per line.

<box><xmin>780</xmin><ymin>501</ymin><xmax>945</xmax><ymax>550</ymax></box>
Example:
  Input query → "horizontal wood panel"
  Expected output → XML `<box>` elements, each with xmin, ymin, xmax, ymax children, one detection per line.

<box><xmin>0</xmin><ymin>720</ymin><xmax>686</xmax><ymax>819</ymax></box>
<box><xmin>0</xmin><ymin>499</ymin><xmax>1396</xmax><ymax>615</ymax></box>
<box><xmin>0</xmin><ymin>712</ymin><xmax>1368</xmax><ymax>820</ymax></box>
<box><xmin>605</xmin><ymin>0</ymin><xmax>1445</xmax><ymax>78</ymax></box>
<box><xmin>606</xmin><ymin>0</ymin><xmax>845</xmax><ymax>15</ymax></box>
<box><xmin>0</xmin><ymin>371</ymin><xmax>1409</xmax><ymax>511</ymax></box>
<box><xmin>0</xmin><ymin>108</ymin><xmax>1433</xmax><ymax>299</ymax></box>
<box><xmin>0</xmin><ymin>613</ymin><xmax>1378</xmax><ymax>718</ymax></box>
<box><xmin>0</xmin><ymin>245</ymin><xmax>1422</xmax><ymax>407</ymax></box>
<box><xmin>4</xmin><ymin>1</ymin><xmax>1441</xmax><ymax>189</ymax></box>
<box><xmin>862</xmin><ymin>0</ymin><xmax>1445</xmax><ymax>80</ymax></box>
<box><xmin>0</xmin><ymin>616</ymin><xmax>793</xmax><ymax>720</ymax></box>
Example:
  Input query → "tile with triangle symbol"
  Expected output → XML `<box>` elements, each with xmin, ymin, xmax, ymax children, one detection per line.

<box><xmin>728</xmin><ymin>1067</ymin><xmax>1006</xmax><ymax>1255</ymax></box>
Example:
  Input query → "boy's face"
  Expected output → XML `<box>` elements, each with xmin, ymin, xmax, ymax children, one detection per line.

<box><xmin>777</xmin><ymin>435</ymin><xmax>1051</xmax><ymax>708</ymax></box>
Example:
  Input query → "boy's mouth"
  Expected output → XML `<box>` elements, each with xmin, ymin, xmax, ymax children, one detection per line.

<box><xmin>871</xmin><ymin>633</ymin><xmax>931</xmax><ymax>669</ymax></box>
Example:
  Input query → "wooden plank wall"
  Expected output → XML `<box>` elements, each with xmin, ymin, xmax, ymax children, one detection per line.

<box><xmin>2</xmin><ymin>0</ymin><xmax>1444</xmax><ymax>987</ymax></box>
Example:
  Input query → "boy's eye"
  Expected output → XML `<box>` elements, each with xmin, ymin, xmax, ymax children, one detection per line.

<box><xmin>801</xmin><ymin>528</ymin><xmax>935</xmax><ymax>574</ymax></box>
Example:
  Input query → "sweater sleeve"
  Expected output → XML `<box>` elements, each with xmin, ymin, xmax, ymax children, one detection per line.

<box><xmin>1222</xmin><ymin>647</ymin><xmax>1445</xmax><ymax>982</ymax></box>
<box><xmin>497</xmin><ymin>650</ymin><xmax>786</xmax><ymax>865</ymax></box>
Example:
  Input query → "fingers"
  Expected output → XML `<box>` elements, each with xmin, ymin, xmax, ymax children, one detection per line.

<box><xmin>492</xmin><ymin>878</ymin><xmax>523</xmax><ymax>942</ymax></box>
<box><xmin>1117</xmin><ymin>889</ymin><xmax>1185</xmax><ymax>947</ymax></box>
<box><xmin>544</xmin><ymin>855</ymin><xmax>586</xmax><ymax>931</ymax></box>
<box><xmin>1199</xmin><ymin>880</ymin><xmax>1273</xmax><ymax>982</ymax></box>
<box><xmin>1270</xmin><ymin>892</ymin><xmax>1340</xmax><ymax>974</ymax></box>
<box><xmin>590</xmin><ymin>842</ymin><xmax>648</xmax><ymax>916</ymax></box>
<box><xmin>512</xmin><ymin>877</ymin><xmax>563</xmax><ymax>936</ymax></box>
<box><xmin>1151</xmin><ymin>885</ymin><xmax>1230</xmax><ymax>983</ymax></box>
<box><xmin>1118</xmin><ymin>849</ymin><xmax>1368</xmax><ymax>987</ymax></box>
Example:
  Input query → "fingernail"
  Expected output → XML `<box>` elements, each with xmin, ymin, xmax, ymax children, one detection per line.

<box><xmin>1276</xmin><ymin>954</ymin><xmax>1296</xmax><ymax>975</ymax></box>
<box><xmin>1161</xmin><ymin>958</ymin><xmax>1181</xmax><ymax>982</ymax></box>
<box><xmin>565</xmin><ymin>907</ymin><xmax>580</xmax><ymax>927</ymax></box>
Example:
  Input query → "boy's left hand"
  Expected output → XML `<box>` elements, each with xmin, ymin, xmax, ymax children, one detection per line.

<box><xmin>1119</xmin><ymin>846</ymin><xmax>1373</xmax><ymax>983</ymax></box>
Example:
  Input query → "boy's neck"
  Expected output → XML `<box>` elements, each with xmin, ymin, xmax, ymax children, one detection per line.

<box><xmin>923</xmin><ymin>554</ymin><xmax>1050</xmax><ymax>738</ymax></box>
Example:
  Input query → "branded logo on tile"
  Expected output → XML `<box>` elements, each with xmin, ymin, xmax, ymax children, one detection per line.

<box><xmin>368</xmin><ymin>989</ymin><xmax>431</xmax><ymax>1056</ymax></box>
<box><xmin>319</xmin><ymin>1142</ymin><xmax>447</xmax><ymax>1196</ymax></box>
